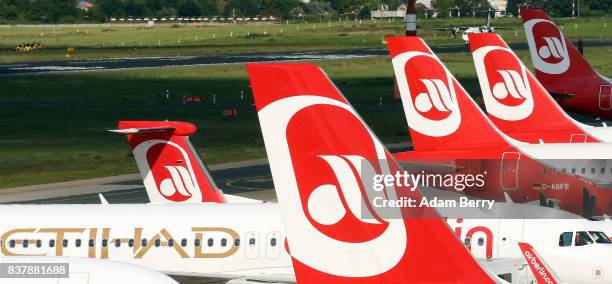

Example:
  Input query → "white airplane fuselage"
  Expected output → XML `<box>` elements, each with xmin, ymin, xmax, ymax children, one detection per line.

<box><xmin>0</xmin><ymin>203</ymin><xmax>610</xmax><ymax>283</ymax></box>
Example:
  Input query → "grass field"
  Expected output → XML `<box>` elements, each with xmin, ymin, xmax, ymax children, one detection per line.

<box><xmin>1</xmin><ymin>16</ymin><xmax>610</xmax><ymax>63</ymax></box>
<box><xmin>1</xmin><ymin>46</ymin><xmax>611</xmax><ymax>188</ymax></box>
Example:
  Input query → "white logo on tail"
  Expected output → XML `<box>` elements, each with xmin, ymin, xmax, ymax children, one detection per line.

<box><xmin>133</xmin><ymin>140</ymin><xmax>202</xmax><ymax>203</ymax></box>
<box><xmin>392</xmin><ymin>51</ymin><xmax>461</xmax><ymax>137</ymax></box>
<box><xmin>473</xmin><ymin>46</ymin><xmax>534</xmax><ymax>121</ymax></box>
<box><xmin>524</xmin><ymin>19</ymin><xmax>570</xmax><ymax>74</ymax></box>
<box><xmin>414</xmin><ymin>79</ymin><xmax>454</xmax><ymax>113</ymax></box>
<box><xmin>258</xmin><ymin>95</ymin><xmax>405</xmax><ymax>277</ymax></box>
<box><xmin>159</xmin><ymin>165</ymin><xmax>196</xmax><ymax>198</ymax></box>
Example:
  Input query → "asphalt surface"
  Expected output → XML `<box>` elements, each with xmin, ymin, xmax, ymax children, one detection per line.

<box><xmin>2</xmin><ymin>39</ymin><xmax>611</xmax><ymax>75</ymax></box>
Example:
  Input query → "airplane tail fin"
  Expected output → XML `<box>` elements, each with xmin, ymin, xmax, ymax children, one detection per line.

<box><xmin>518</xmin><ymin>242</ymin><xmax>563</xmax><ymax>284</ymax></box>
<box><xmin>247</xmin><ymin>63</ymin><xmax>496</xmax><ymax>283</ymax></box>
<box><xmin>111</xmin><ymin>121</ymin><xmax>226</xmax><ymax>203</ymax></box>
<box><xmin>386</xmin><ymin>36</ymin><xmax>510</xmax><ymax>152</ymax></box>
<box><xmin>468</xmin><ymin>32</ymin><xmax>583</xmax><ymax>136</ymax></box>
<box><xmin>521</xmin><ymin>9</ymin><xmax>600</xmax><ymax>88</ymax></box>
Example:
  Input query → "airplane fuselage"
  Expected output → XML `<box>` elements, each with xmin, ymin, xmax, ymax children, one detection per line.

<box><xmin>0</xmin><ymin>204</ymin><xmax>610</xmax><ymax>283</ymax></box>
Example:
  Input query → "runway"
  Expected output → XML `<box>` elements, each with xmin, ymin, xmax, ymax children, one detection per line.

<box><xmin>2</xmin><ymin>39</ymin><xmax>611</xmax><ymax>75</ymax></box>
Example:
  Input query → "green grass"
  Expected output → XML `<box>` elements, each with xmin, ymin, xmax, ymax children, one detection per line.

<box><xmin>1</xmin><ymin>46</ymin><xmax>611</xmax><ymax>188</ymax></box>
<box><xmin>0</xmin><ymin>16</ymin><xmax>609</xmax><ymax>63</ymax></box>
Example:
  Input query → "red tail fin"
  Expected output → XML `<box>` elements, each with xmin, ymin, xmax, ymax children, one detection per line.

<box><xmin>112</xmin><ymin>121</ymin><xmax>226</xmax><ymax>203</ymax></box>
<box><xmin>248</xmin><ymin>63</ymin><xmax>496</xmax><ymax>283</ymax></box>
<box><xmin>468</xmin><ymin>32</ymin><xmax>596</xmax><ymax>143</ymax></box>
<box><xmin>387</xmin><ymin>36</ymin><xmax>510</xmax><ymax>152</ymax></box>
<box><xmin>518</xmin><ymin>242</ymin><xmax>562</xmax><ymax>284</ymax></box>
<box><xmin>521</xmin><ymin>9</ymin><xmax>601</xmax><ymax>89</ymax></box>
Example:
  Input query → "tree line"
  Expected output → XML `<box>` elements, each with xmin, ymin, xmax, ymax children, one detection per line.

<box><xmin>0</xmin><ymin>0</ymin><xmax>609</xmax><ymax>24</ymax></box>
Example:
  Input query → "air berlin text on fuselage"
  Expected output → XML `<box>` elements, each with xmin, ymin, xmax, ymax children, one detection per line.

<box><xmin>372</xmin><ymin>196</ymin><xmax>495</xmax><ymax>210</ymax></box>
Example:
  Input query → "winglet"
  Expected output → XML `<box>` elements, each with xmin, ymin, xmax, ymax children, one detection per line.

<box><xmin>518</xmin><ymin>242</ymin><xmax>563</xmax><ymax>284</ymax></box>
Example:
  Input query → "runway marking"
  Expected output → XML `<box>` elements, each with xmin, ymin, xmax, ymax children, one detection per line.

<box><xmin>222</xmin><ymin>175</ymin><xmax>273</xmax><ymax>191</ymax></box>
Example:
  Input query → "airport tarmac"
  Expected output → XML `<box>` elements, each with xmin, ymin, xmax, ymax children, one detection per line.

<box><xmin>0</xmin><ymin>143</ymin><xmax>413</xmax><ymax>204</ymax></box>
<box><xmin>2</xmin><ymin>40</ymin><xmax>611</xmax><ymax>75</ymax></box>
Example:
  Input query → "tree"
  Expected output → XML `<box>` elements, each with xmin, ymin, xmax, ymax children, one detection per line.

<box><xmin>259</xmin><ymin>0</ymin><xmax>301</xmax><ymax>18</ymax></box>
<box><xmin>198</xmin><ymin>0</ymin><xmax>218</xmax><ymax>16</ymax></box>
<box><xmin>431</xmin><ymin>0</ymin><xmax>455</xmax><ymax>18</ymax></box>
<box><xmin>177</xmin><ymin>0</ymin><xmax>201</xmax><ymax>16</ymax></box>
<box><xmin>224</xmin><ymin>0</ymin><xmax>260</xmax><ymax>17</ymax></box>
<box><xmin>125</xmin><ymin>0</ymin><xmax>148</xmax><ymax>17</ymax></box>
<box><xmin>505</xmin><ymin>0</ymin><xmax>522</xmax><ymax>16</ymax></box>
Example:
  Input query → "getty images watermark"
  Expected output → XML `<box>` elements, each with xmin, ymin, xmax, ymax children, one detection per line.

<box><xmin>355</xmin><ymin>160</ymin><xmax>497</xmax><ymax>219</ymax></box>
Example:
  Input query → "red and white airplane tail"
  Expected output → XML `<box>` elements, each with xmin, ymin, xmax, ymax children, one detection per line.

<box><xmin>248</xmin><ymin>63</ymin><xmax>499</xmax><ymax>283</ymax></box>
<box><xmin>521</xmin><ymin>9</ymin><xmax>601</xmax><ymax>87</ymax></box>
<box><xmin>521</xmin><ymin>9</ymin><xmax>612</xmax><ymax>119</ymax></box>
<box><xmin>518</xmin><ymin>242</ymin><xmax>563</xmax><ymax>284</ymax></box>
<box><xmin>468</xmin><ymin>32</ymin><xmax>599</xmax><ymax>143</ymax></box>
<box><xmin>387</xmin><ymin>36</ymin><xmax>511</xmax><ymax>153</ymax></box>
<box><xmin>111</xmin><ymin>121</ymin><xmax>226</xmax><ymax>204</ymax></box>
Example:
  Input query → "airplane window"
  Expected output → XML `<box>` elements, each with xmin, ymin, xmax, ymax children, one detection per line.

<box><xmin>181</xmin><ymin>238</ymin><xmax>187</xmax><ymax>247</ymax></box>
<box><xmin>234</xmin><ymin>239</ymin><xmax>240</xmax><ymax>247</ymax></box>
<box><xmin>249</xmin><ymin>238</ymin><xmax>256</xmax><ymax>247</ymax></box>
<box><xmin>168</xmin><ymin>239</ymin><xmax>174</xmax><ymax>247</ymax></box>
<box><xmin>591</xmin><ymin>168</ymin><xmax>596</xmax><ymax>174</ymax></box>
<box><xmin>601</xmin><ymin>168</ymin><xmax>605</xmax><ymax>174</ymax></box>
<box><xmin>552</xmin><ymin>168</ymin><xmax>557</xmax><ymax>174</ymax></box>
<box><xmin>23</xmin><ymin>240</ymin><xmax>29</xmax><ymax>248</ymax></box>
<box><xmin>270</xmin><ymin>238</ymin><xmax>277</xmax><ymax>247</ymax></box>
<box><xmin>221</xmin><ymin>238</ymin><xmax>227</xmax><ymax>247</ymax></box>
<box><xmin>194</xmin><ymin>239</ymin><xmax>201</xmax><ymax>247</ymax></box>
<box><xmin>561</xmin><ymin>168</ymin><xmax>566</xmax><ymax>173</ymax></box>
<box><xmin>128</xmin><ymin>239</ymin><xmax>134</xmax><ymax>247</ymax></box>
<box><xmin>9</xmin><ymin>240</ymin><xmax>15</xmax><ymax>248</ymax></box>
<box><xmin>142</xmin><ymin>238</ymin><xmax>148</xmax><ymax>247</ymax></box>
<box><xmin>62</xmin><ymin>240</ymin><xmax>68</xmax><ymax>248</ymax></box>
<box><xmin>115</xmin><ymin>239</ymin><xmax>121</xmax><ymax>247</ymax></box>
<box><xmin>477</xmin><ymin>238</ymin><xmax>484</xmax><ymax>246</ymax></box>
<box><xmin>75</xmin><ymin>239</ymin><xmax>81</xmax><ymax>248</ymax></box>
<box><xmin>559</xmin><ymin>232</ymin><xmax>572</xmax><ymax>247</ymax></box>
<box><xmin>581</xmin><ymin>168</ymin><xmax>586</xmax><ymax>174</ymax></box>
<box><xmin>571</xmin><ymin>168</ymin><xmax>576</xmax><ymax>174</ymax></box>
<box><xmin>154</xmin><ymin>239</ymin><xmax>161</xmax><ymax>247</ymax></box>
<box><xmin>88</xmin><ymin>239</ymin><xmax>94</xmax><ymax>248</ymax></box>
<box><xmin>49</xmin><ymin>240</ymin><xmax>55</xmax><ymax>248</ymax></box>
<box><xmin>575</xmin><ymin>231</ymin><xmax>594</xmax><ymax>246</ymax></box>
<box><xmin>588</xmin><ymin>231</ymin><xmax>611</xmax><ymax>244</ymax></box>
<box><xmin>36</xmin><ymin>240</ymin><xmax>41</xmax><ymax>248</ymax></box>
<box><xmin>542</xmin><ymin>168</ymin><xmax>547</xmax><ymax>175</ymax></box>
<box><xmin>207</xmin><ymin>238</ymin><xmax>213</xmax><ymax>247</ymax></box>
<box><xmin>464</xmin><ymin>237</ymin><xmax>471</xmax><ymax>246</ymax></box>
<box><xmin>102</xmin><ymin>239</ymin><xmax>108</xmax><ymax>247</ymax></box>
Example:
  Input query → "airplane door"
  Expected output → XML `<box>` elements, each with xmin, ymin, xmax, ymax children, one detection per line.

<box><xmin>245</xmin><ymin>231</ymin><xmax>259</xmax><ymax>260</ymax></box>
<box><xmin>501</xmin><ymin>152</ymin><xmax>521</xmax><ymax>191</ymax></box>
<box><xmin>570</xmin><ymin>134</ymin><xmax>587</xmax><ymax>143</ymax></box>
<box><xmin>599</xmin><ymin>85</ymin><xmax>612</xmax><ymax>110</ymax></box>
<box><xmin>266</xmin><ymin>231</ymin><xmax>281</xmax><ymax>259</ymax></box>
